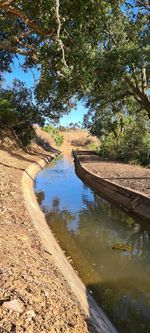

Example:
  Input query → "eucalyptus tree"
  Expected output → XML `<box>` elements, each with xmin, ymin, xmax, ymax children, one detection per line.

<box><xmin>0</xmin><ymin>0</ymin><xmax>149</xmax><ymax>121</ymax></box>
<box><xmin>0</xmin><ymin>0</ymin><xmax>108</xmax><ymax>118</ymax></box>
<box><xmin>84</xmin><ymin>0</ymin><xmax>150</xmax><ymax>118</ymax></box>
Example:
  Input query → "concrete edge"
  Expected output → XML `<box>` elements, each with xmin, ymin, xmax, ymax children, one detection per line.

<box><xmin>73</xmin><ymin>151</ymin><xmax>150</xmax><ymax>221</ymax></box>
<box><xmin>22</xmin><ymin>154</ymin><xmax>118</xmax><ymax>333</ymax></box>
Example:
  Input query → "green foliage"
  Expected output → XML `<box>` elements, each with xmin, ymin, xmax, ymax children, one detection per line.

<box><xmin>0</xmin><ymin>80</ymin><xmax>44</xmax><ymax>145</ymax></box>
<box><xmin>42</xmin><ymin>125</ymin><xmax>64</xmax><ymax>147</ymax></box>
<box><xmin>0</xmin><ymin>97</ymin><xmax>18</xmax><ymax>126</ymax></box>
<box><xmin>84</xmin><ymin>100</ymin><xmax>150</xmax><ymax>166</ymax></box>
<box><xmin>0</xmin><ymin>0</ymin><xmax>150</xmax><ymax>153</ymax></box>
<box><xmin>83</xmin><ymin>1</ymin><xmax>150</xmax><ymax>118</ymax></box>
<box><xmin>100</xmin><ymin>113</ymin><xmax>150</xmax><ymax>166</ymax></box>
<box><xmin>86</xmin><ymin>141</ymin><xmax>99</xmax><ymax>152</ymax></box>
<box><xmin>0</xmin><ymin>0</ymin><xmax>109</xmax><ymax>118</ymax></box>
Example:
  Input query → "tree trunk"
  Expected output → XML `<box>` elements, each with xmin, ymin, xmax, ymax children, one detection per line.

<box><xmin>125</xmin><ymin>77</ymin><xmax>150</xmax><ymax>118</ymax></box>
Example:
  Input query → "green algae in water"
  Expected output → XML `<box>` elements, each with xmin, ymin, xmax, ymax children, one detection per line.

<box><xmin>112</xmin><ymin>243</ymin><xmax>133</xmax><ymax>251</ymax></box>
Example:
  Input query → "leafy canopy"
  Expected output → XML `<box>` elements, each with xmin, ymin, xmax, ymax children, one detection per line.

<box><xmin>0</xmin><ymin>80</ymin><xmax>43</xmax><ymax>144</ymax></box>
<box><xmin>0</xmin><ymin>0</ymin><xmax>150</xmax><ymax>120</ymax></box>
<box><xmin>0</xmin><ymin>0</ymin><xmax>109</xmax><ymax>115</ymax></box>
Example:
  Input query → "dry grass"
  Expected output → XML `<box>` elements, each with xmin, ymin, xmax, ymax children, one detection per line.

<box><xmin>60</xmin><ymin>129</ymin><xmax>99</xmax><ymax>150</ymax></box>
<box><xmin>34</xmin><ymin>126</ymin><xmax>100</xmax><ymax>151</ymax></box>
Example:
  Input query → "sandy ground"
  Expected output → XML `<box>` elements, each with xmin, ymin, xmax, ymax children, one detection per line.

<box><xmin>0</xmin><ymin>131</ymin><xmax>92</xmax><ymax>333</ymax></box>
<box><xmin>78</xmin><ymin>154</ymin><xmax>150</xmax><ymax>197</ymax></box>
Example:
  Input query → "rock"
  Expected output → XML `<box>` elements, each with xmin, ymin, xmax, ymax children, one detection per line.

<box><xmin>26</xmin><ymin>310</ymin><xmax>36</xmax><ymax>319</ymax></box>
<box><xmin>2</xmin><ymin>299</ymin><xmax>24</xmax><ymax>313</ymax></box>
<box><xmin>112</xmin><ymin>242</ymin><xmax>132</xmax><ymax>251</ymax></box>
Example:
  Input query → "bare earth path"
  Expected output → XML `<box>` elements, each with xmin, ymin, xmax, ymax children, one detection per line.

<box><xmin>0</xmin><ymin>132</ymin><xmax>91</xmax><ymax>333</ymax></box>
<box><xmin>78</xmin><ymin>154</ymin><xmax>150</xmax><ymax>197</ymax></box>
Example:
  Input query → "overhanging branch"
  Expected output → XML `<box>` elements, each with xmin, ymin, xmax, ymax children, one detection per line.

<box><xmin>0</xmin><ymin>3</ymin><xmax>54</xmax><ymax>37</ymax></box>
<box><xmin>0</xmin><ymin>0</ymin><xmax>15</xmax><ymax>5</ymax></box>
<box><xmin>0</xmin><ymin>41</ymin><xmax>38</xmax><ymax>60</ymax></box>
<box><xmin>0</xmin><ymin>0</ymin><xmax>68</xmax><ymax>67</ymax></box>
<box><xmin>55</xmin><ymin>0</ymin><xmax>68</xmax><ymax>67</ymax></box>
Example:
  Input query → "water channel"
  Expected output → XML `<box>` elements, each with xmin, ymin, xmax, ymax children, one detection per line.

<box><xmin>34</xmin><ymin>152</ymin><xmax>150</xmax><ymax>333</ymax></box>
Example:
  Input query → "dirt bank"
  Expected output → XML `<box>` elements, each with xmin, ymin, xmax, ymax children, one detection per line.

<box><xmin>0</xmin><ymin>132</ymin><xmax>92</xmax><ymax>333</ymax></box>
<box><xmin>35</xmin><ymin>126</ymin><xmax>99</xmax><ymax>151</ymax></box>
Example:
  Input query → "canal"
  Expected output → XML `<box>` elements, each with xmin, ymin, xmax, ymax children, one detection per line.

<box><xmin>34</xmin><ymin>152</ymin><xmax>150</xmax><ymax>333</ymax></box>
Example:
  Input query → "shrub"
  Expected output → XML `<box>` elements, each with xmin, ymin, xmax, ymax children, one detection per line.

<box><xmin>0</xmin><ymin>81</ymin><xmax>43</xmax><ymax>146</ymax></box>
<box><xmin>42</xmin><ymin>125</ymin><xmax>64</xmax><ymax>147</ymax></box>
<box><xmin>98</xmin><ymin>113</ymin><xmax>150</xmax><ymax>166</ymax></box>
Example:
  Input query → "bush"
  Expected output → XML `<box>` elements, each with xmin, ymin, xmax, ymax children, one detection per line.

<box><xmin>71</xmin><ymin>138</ymin><xmax>92</xmax><ymax>147</ymax></box>
<box><xmin>99</xmin><ymin>115</ymin><xmax>150</xmax><ymax>166</ymax></box>
<box><xmin>0</xmin><ymin>81</ymin><xmax>43</xmax><ymax>146</ymax></box>
<box><xmin>14</xmin><ymin>123</ymin><xmax>36</xmax><ymax>146</ymax></box>
<box><xmin>42</xmin><ymin>125</ymin><xmax>64</xmax><ymax>147</ymax></box>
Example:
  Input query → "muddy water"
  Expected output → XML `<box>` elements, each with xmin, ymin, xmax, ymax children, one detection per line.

<box><xmin>34</xmin><ymin>153</ymin><xmax>150</xmax><ymax>333</ymax></box>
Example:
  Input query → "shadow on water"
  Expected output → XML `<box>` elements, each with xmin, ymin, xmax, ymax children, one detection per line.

<box><xmin>34</xmin><ymin>153</ymin><xmax>150</xmax><ymax>333</ymax></box>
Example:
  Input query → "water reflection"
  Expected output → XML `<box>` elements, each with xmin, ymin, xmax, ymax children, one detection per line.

<box><xmin>34</xmin><ymin>154</ymin><xmax>150</xmax><ymax>333</ymax></box>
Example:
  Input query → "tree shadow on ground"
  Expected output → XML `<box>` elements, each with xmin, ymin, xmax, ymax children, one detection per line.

<box><xmin>34</xmin><ymin>136</ymin><xmax>60</xmax><ymax>154</ymax></box>
<box><xmin>0</xmin><ymin>135</ymin><xmax>60</xmax><ymax>164</ymax></box>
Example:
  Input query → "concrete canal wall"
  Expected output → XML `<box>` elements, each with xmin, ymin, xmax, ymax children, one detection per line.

<box><xmin>74</xmin><ymin>151</ymin><xmax>150</xmax><ymax>221</ymax></box>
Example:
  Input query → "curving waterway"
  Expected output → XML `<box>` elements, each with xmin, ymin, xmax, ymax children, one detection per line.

<box><xmin>34</xmin><ymin>152</ymin><xmax>150</xmax><ymax>333</ymax></box>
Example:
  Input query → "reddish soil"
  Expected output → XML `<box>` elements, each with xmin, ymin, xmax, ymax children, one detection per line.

<box><xmin>79</xmin><ymin>154</ymin><xmax>150</xmax><ymax>197</ymax></box>
<box><xmin>0</xmin><ymin>130</ymin><xmax>92</xmax><ymax>333</ymax></box>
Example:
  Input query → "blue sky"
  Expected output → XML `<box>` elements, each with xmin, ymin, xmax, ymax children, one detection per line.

<box><xmin>60</xmin><ymin>101</ymin><xmax>87</xmax><ymax>127</ymax></box>
<box><xmin>4</xmin><ymin>56</ymin><xmax>88</xmax><ymax>127</ymax></box>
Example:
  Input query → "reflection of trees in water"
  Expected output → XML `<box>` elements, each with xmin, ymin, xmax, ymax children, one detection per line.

<box><xmin>82</xmin><ymin>192</ymin><xmax>150</xmax><ymax>261</ymax></box>
<box><xmin>87</xmin><ymin>280</ymin><xmax>150</xmax><ymax>333</ymax></box>
<box><xmin>47</xmin><ymin>197</ymin><xmax>75</xmax><ymax>226</ymax></box>
<box><xmin>127</xmin><ymin>225</ymin><xmax>150</xmax><ymax>261</ymax></box>
<box><xmin>44</xmin><ymin>191</ymin><xmax>150</xmax><ymax>333</ymax></box>
<box><xmin>43</xmin><ymin>188</ymin><xmax>150</xmax><ymax>265</ymax></box>
<box><xmin>46</xmin><ymin>197</ymin><xmax>100</xmax><ymax>285</ymax></box>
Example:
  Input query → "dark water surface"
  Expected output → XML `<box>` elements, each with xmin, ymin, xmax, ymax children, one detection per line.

<box><xmin>34</xmin><ymin>153</ymin><xmax>150</xmax><ymax>333</ymax></box>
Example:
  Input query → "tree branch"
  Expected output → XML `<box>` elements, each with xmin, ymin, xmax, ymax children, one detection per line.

<box><xmin>125</xmin><ymin>76</ymin><xmax>150</xmax><ymax>117</ymax></box>
<box><xmin>0</xmin><ymin>0</ymin><xmax>68</xmax><ymax>67</ymax></box>
<box><xmin>0</xmin><ymin>0</ymin><xmax>15</xmax><ymax>5</ymax></box>
<box><xmin>55</xmin><ymin>0</ymin><xmax>68</xmax><ymax>67</ymax></box>
<box><xmin>141</xmin><ymin>66</ymin><xmax>147</xmax><ymax>93</ymax></box>
<box><xmin>0</xmin><ymin>41</ymin><xmax>38</xmax><ymax>61</ymax></box>
<box><xmin>137</xmin><ymin>1</ymin><xmax>150</xmax><ymax>11</ymax></box>
<box><xmin>130</xmin><ymin>64</ymin><xmax>140</xmax><ymax>89</ymax></box>
<box><xmin>125</xmin><ymin>0</ymin><xmax>150</xmax><ymax>12</ymax></box>
<box><xmin>0</xmin><ymin>3</ymin><xmax>54</xmax><ymax>37</ymax></box>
